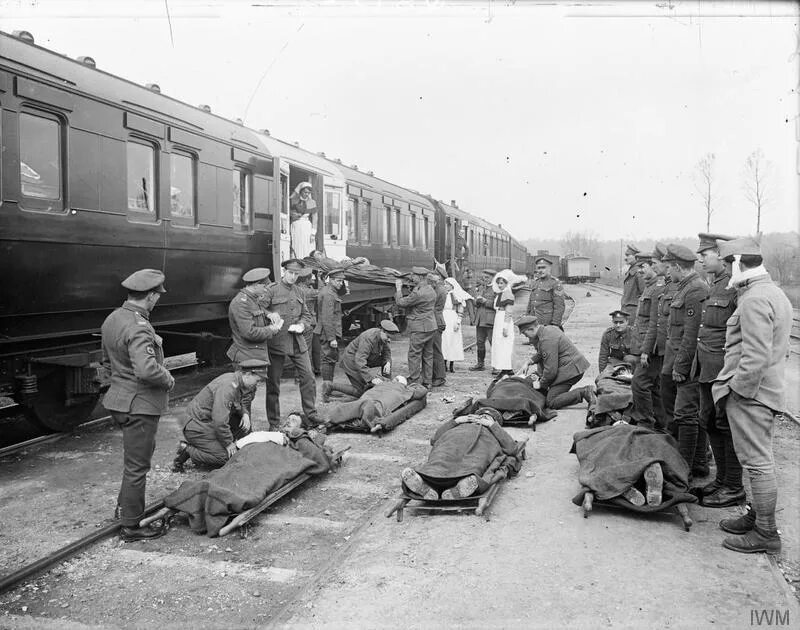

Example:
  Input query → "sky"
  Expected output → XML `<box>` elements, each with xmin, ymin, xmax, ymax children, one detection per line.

<box><xmin>2</xmin><ymin>0</ymin><xmax>798</xmax><ymax>241</ymax></box>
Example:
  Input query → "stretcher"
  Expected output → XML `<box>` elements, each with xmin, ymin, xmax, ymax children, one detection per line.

<box><xmin>579</xmin><ymin>491</ymin><xmax>694</xmax><ymax>531</ymax></box>
<box><xmin>327</xmin><ymin>398</ymin><xmax>427</xmax><ymax>434</ymax></box>
<box><xmin>140</xmin><ymin>447</ymin><xmax>349</xmax><ymax>538</ymax></box>
<box><xmin>384</xmin><ymin>438</ymin><xmax>528</xmax><ymax>522</ymax></box>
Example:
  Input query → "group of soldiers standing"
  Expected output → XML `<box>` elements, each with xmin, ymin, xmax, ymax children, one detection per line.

<box><xmin>599</xmin><ymin>235</ymin><xmax>793</xmax><ymax>555</ymax></box>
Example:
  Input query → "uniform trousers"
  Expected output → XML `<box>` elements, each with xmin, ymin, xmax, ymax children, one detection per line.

<box><xmin>112</xmin><ymin>412</ymin><xmax>159</xmax><ymax>528</ymax></box>
<box><xmin>544</xmin><ymin>373</ymin><xmax>584</xmax><ymax>409</ymax></box>
<box><xmin>699</xmin><ymin>380</ymin><xmax>742</xmax><ymax>488</ymax></box>
<box><xmin>661</xmin><ymin>374</ymin><xmax>701</xmax><ymax>466</ymax></box>
<box><xmin>725</xmin><ymin>391</ymin><xmax>778</xmax><ymax>533</ymax></box>
<box><xmin>432</xmin><ymin>326</ymin><xmax>446</xmax><ymax>383</ymax></box>
<box><xmin>407</xmin><ymin>330</ymin><xmax>435</xmax><ymax>386</ymax></box>
<box><xmin>475</xmin><ymin>325</ymin><xmax>492</xmax><ymax>365</ymax></box>
<box><xmin>182</xmin><ymin>413</ymin><xmax>249</xmax><ymax>468</ymax></box>
<box><xmin>266</xmin><ymin>351</ymin><xmax>318</xmax><ymax>429</ymax></box>
<box><xmin>319</xmin><ymin>340</ymin><xmax>339</xmax><ymax>382</ymax></box>
<box><xmin>630</xmin><ymin>354</ymin><xmax>665</xmax><ymax>429</ymax></box>
<box><xmin>302</xmin><ymin>329</ymin><xmax>321</xmax><ymax>375</ymax></box>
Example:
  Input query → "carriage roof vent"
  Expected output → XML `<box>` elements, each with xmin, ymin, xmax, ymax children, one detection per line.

<box><xmin>260</xmin><ymin>128</ymin><xmax>270</xmax><ymax>136</ymax></box>
<box><xmin>146</xmin><ymin>83</ymin><xmax>161</xmax><ymax>93</ymax></box>
<box><xmin>235</xmin><ymin>118</ymin><xmax>244</xmax><ymax>125</ymax></box>
<box><xmin>334</xmin><ymin>158</ymin><xmax>342</xmax><ymax>164</ymax></box>
<box><xmin>350</xmin><ymin>164</ymin><xmax>358</xmax><ymax>170</ymax></box>
<box><xmin>317</xmin><ymin>151</ymin><xmax>326</xmax><ymax>157</ymax></box>
<box><xmin>12</xmin><ymin>30</ymin><xmax>34</xmax><ymax>43</ymax></box>
<box><xmin>367</xmin><ymin>170</ymin><xmax>374</xmax><ymax>176</ymax></box>
<box><xmin>199</xmin><ymin>104</ymin><xmax>211</xmax><ymax>112</ymax></box>
<box><xmin>293</xmin><ymin>141</ymin><xmax>300</xmax><ymax>147</ymax></box>
<box><xmin>451</xmin><ymin>199</ymin><xmax>458</xmax><ymax>207</ymax></box>
<box><xmin>77</xmin><ymin>56</ymin><xmax>96</xmax><ymax>68</ymax></box>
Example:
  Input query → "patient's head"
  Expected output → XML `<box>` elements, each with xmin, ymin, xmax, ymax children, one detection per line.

<box><xmin>394</xmin><ymin>375</ymin><xmax>408</xmax><ymax>386</ymax></box>
<box><xmin>281</xmin><ymin>412</ymin><xmax>304</xmax><ymax>435</ymax></box>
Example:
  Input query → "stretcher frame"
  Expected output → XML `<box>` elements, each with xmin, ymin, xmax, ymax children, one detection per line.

<box><xmin>579</xmin><ymin>490</ymin><xmax>694</xmax><ymax>531</ymax></box>
<box><xmin>140</xmin><ymin>447</ymin><xmax>349</xmax><ymax>538</ymax></box>
<box><xmin>384</xmin><ymin>439</ymin><xmax>528</xmax><ymax>523</ymax></box>
<box><xmin>327</xmin><ymin>398</ymin><xmax>427</xmax><ymax>434</ymax></box>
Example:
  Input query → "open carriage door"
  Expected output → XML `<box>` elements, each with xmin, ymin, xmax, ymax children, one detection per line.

<box><xmin>272</xmin><ymin>156</ymin><xmax>284</xmax><ymax>275</ymax></box>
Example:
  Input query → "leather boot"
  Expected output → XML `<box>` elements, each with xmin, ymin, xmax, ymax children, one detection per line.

<box><xmin>469</xmin><ymin>363</ymin><xmax>485</xmax><ymax>371</ymax></box>
<box><xmin>703</xmin><ymin>486</ymin><xmax>746</xmax><ymax>508</ymax></box>
<box><xmin>719</xmin><ymin>505</ymin><xmax>756</xmax><ymax>534</ymax></box>
<box><xmin>171</xmin><ymin>442</ymin><xmax>190</xmax><ymax>473</ymax></box>
<box><xmin>722</xmin><ymin>527</ymin><xmax>781</xmax><ymax>555</ymax></box>
<box><xmin>120</xmin><ymin>523</ymin><xmax>167</xmax><ymax>542</ymax></box>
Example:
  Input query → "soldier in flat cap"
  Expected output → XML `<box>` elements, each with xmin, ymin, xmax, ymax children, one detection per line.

<box><xmin>693</xmin><ymin>233</ymin><xmax>744</xmax><ymax>507</ymax></box>
<box><xmin>296</xmin><ymin>267</ymin><xmax>321</xmax><ymax>376</ymax></box>
<box><xmin>621</xmin><ymin>244</ymin><xmax>646</xmax><ymax>319</ymax></box>
<box><xmin>227</xmin><ymin>267</ymin><xmax>281</xmax><ymax>364</ymax></box>
<box><xmin>429</xmin><ymin>265</ymin><xmax>451</xmax><ymax>387</ymax></box>
<box><xmin>712</xmin><ymin>237</ymin><xmax>793</xmax><ymax>555</ymax></box>
<box><xmin>171</xmin><ymin>359</ymin><xmax>268</xmax><ymax>471</ymax></box>
<box><xmin>659</xmin><ymin>244</ymin><xmax>709</xmax><ymax>476</ymax></box>
<box><xmin>316</xmin><ymin>268</ymin><xmax>345</xmax><ymax>402</ymax></box>
<box><xmin>526</xmin><ymin>257</ymin><xmax>566</xmax><ymax>333</ymax></box>
<box><xmin>598</xmin><ymin>310</ymin><xmax>636</xmax><ymax>375</ymax></box>
<box><xmin>395</xmin><ymin>267</ymin><xmax>438</xmax><ymax>387</ymax></box>
<box><xmin>327</xmin><ymin>320</ymin><xmax>399</xmax><ymax>400</ymax></box>
<box><xmin>100</xmin><ymin>269</ymin><xmax>174</xmax><ymax>542</ymax></box>
<box><xmin>469</xmin><ymin>269</ymin><xmax>498</xmax><ymax>372</ymax></box>
<box><xmin>260</xmin><ymin>259</ymin><xmax>318</xmax><ymax>428</ymax></box>
<box><xmin>630</xmin><ymin>250</ymin><xmax>668</xmax><ymax>429</ymax></box>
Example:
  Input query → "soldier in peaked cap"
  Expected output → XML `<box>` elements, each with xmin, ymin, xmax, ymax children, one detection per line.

<box><xmin>692</xmin><ymin>233</ymin><xmax>744</xmax><ymax>507</ymax></box>
<box><xmin>598</xmin><ymin>310</ymin><xmax>636</xmax><ymax>374</ymax></box>
<box><xmin>429</xmin><ymin>267</ymin><xmax>451</xmax><ymax>388</ymax></box>
<box><xmin>296</xmin><ymin>266</ymin><xmax>321</xmax><ymax>376</ymax></box>
<box><xmin>171</xmin><ymin>359</ymin><xmax>268</xmax><ymax>472</ymax></box>
<box><xmin>260</xmin><ymin>257</ymin><xmax>318</xmax><ymax>428</ymax></box>
<box><xmin>227</xmin><ymin>267</ymin><xmax>281</xmax><ymax>366</ymax></box>
<box><xmin>630</xmin><ymin>251</ymin><xmax>668</xmax><ymax>429</ymax></box>
<box><xmin>660</xmin><ymin>243</ymin><xmax>709</xmax><ymax>477</ymax></box>
<box><xmin>327</xmin><ymin>320</ymin><xmax>399</xmax><ymax>400</ymax></box>
<box><xmin>469</xmin><ymin>268</ymin><xmax>498</xmax><ymax>371</ymax></box>
<box><xmin>526</xmin><ymin>256</ymin><xmax>566</xmax><ymax>333</ymax></box>
<box><xmin>316</xmin><ymin>268</ymin><xmax>346</xmax><ymax>402</ymax></box>
<box><xmin>101</xmin><ymin>269</ymin><xmax>173</xmax><ymax>542</ymax></box>
<box><xmin>621</xmin><ymin>244</ymin><xmax>645</xmax><ymax>319</ymax></box>
<box><xmin>395</xmin><ymin>267</ymin><xmax>437</xmax><ymax>387</ymax></box>
<box><xmin>711</xmin><ymin>236</ymin><xmax>793</xmax><ymax>555</ymax></box>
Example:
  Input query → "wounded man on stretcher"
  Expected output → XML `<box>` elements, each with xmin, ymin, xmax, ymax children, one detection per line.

<box><xmin>401</xmin><ymin>408</ymin><xmax>524</xmax><ymax>500</ymax></box>
<box><xmin>453</xmin><ymin>372</ymin><xmax>557</xmax><ymax>427</ymax></box>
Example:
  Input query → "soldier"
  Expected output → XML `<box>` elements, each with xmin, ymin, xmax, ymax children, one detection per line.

<box><xmin>316</xmin><ymin>268</ymin><xmax>345</xmax><ymax>402</ymax></box>
<box><xmin>713</xmin><ymin>237</ymin><xmax>793</xmax><ymax>555</ymax></box>
<box><xmin>430</xmin><ymin>263</ymin><xmax>450</xmax><ymax>387</ymax></box>
<box><xmin>630</xmin><ymin>247</ymin><xmax>668</xmax><ymax>429</ymax></box>
<box><xmin>260</xmin><ymin>259</ymin><xmax>318</xmax><ymax>429</ymax></box>
<box><xmin>171</xmin><ymin>359</ymin><xmax>268</xmax><ymax>471</ymax></box>
<box><xmin>621</xmin><ymin>244</ymin><xmax>646</xmax><ymax>318</ymax></box>
<box><xmin>394</xmin><ymin>267</ymin><xmax>438</xmax><ymax>387</ymax></box>
<box><xmin>660</xmin><ymin>244</ymin><xmax>709</xmax><ymax>475</ymax></box>
<box><xmin>525</xmin><ymin>256</ymin><xmax>566</xmax><ymax>329</ymax></box>
<box><xmin>516</xmin><ymin>315</ymin><xmax>595</xmax><ymax>412</ymax></box>
<box><xmin>460</xmin><ymin>266</ymin><xmax>477</xmax><ymax>324</ymax></box>
<box><xmin>101</xmin><ymin>269</ymin><xmax>174</xmax><ymax>542</ymax></box>
<box><xmin>227</xmin><ymin>267</ymin><xmax>281</xmax><ymax>364</ymax></box>
<box><xmin>297</xmin><ymin>267</ymin><xmax>321</xmax><ymax>375</ymax></box>
<box><xmin>469</xmin><ymin>268</ymin><xmax>497</xmax><ymax>372</ymax></box>
<box><xmin>693</xmin><ymin>233</ymin><xmax>743</xmax><ymax>508</ymax></box>
<box><xmin>329</xmin><ymin>320</ymin><xmax>398</xmax><ymax>399</ymax></box>
<box><xmin>598</xmin><ymin>310</ymin><xmax>636</xmax><ymax>374</ymax></box>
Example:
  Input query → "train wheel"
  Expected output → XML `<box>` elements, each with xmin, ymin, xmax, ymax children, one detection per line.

<box><xmin>22</xmin><ymin>367</ymin><xmax>100</xmax><ymax>432</ymax></box>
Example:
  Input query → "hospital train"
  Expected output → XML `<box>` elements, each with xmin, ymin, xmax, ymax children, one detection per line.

<box><xmin>0</xmin><ymin>29</ymin><xmax>531</xmax><ymax>433</ymax></box>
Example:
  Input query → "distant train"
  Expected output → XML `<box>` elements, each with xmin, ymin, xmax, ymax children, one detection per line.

<box><xmin>525</xmin><ymin>252</ymin><xmax>599</xmax><ymax>284</ymax></box>
<box><xmin>0</xmin><ymin>29</ymin><xmax>532</xmax><ymax>432</ymax></box>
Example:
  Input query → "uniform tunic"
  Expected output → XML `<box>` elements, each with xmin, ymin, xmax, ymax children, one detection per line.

<box><xmin>396</xmin><ymin>283</ymin><xmax>437</xmax><ymax>386</ymax></box>
<box><xmin>621</xmin><ymin>266</ymin><xmax>646</xmax><ymax>318</ymax></box>
<box><xmin>526</xmin><ymin>276</ymin><xmax>566</xmax><ymax>327</ymax></box>
<box><xmin>694</xmin><ymin>271</ymin><xmax>737</xmax><ymax>383</ymax></box>
<box><xmin>630</xmin><ymin>275</ymin><xmax>667</xmax><ymax>428</ymax></box>
<box><xmin>471</xmin><ymin>282</ymin><xmax>496</xmax><ymax>366</ymax></box>
<box><xmin>227</xmin><ymin>287</ymin><xmax>277</xmax><ymax>364</ymax></box>
<box><xmin>631</xmin><ymin>275</ymin><xmax>664</xmax><ymax>355</ymax></box>
<box><xmin>339</xmin><ymin>328</ymin><xmax>392</xmax><ymax>391</ymax></box>
<box><xmin>315</xmin><ymin>284</ymin><xmax>343</xmax><ymax>381</ymax></box>
<box><xmin>598</xmin><ymin>326</ymin><xmax>634</xmax><ymax>373</ymax></box>
<box><xmin>260</xmin><ymin>281</ymin><xmax>313</xmax><ymax>356</ymax></box>
<box><xmin>662</xmin><ymin>271</ymin><xmax>709</xmax><ymax>378</ymax></box>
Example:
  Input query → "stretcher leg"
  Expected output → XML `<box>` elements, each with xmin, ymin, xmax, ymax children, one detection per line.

<box><xmin>582</xmin><ymin>492</ymin><xmax>594</xmax><ymax>518</ymax></box>
<box><xmin>385</xmin><ymin>497</ymin><xmax>410</xmax><ymax>522</ymax></box>
<box><xmin>676</xmin><ymin>502</ymin><xmax>692</xmax><ymax>531</ymax></box>
<box><xmin>139</xmin><ymin>507</ymin><xmax>175</xmax><ymax>528</ymax></box>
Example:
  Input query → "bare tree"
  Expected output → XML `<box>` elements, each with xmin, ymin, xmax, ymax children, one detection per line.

<box><xmin>743</xmin><ymin>149</ymin><xmax>771</xmax><ymax>235</ymax></box>
<box><xmin>561</xmin><ymin>230</ymin><xmax>600</xmax><ymax>258</ymax></box>
<box><xmin>693</xmin><ymin>153</ymin><xmax>715</xmax><ymax>231</ymax></box>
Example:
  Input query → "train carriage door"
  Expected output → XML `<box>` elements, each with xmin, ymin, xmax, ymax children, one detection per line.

<box><xmin>273</xmin><ymin>156</ymin><xmax>289</xmax><ymax>271</ymax></box>
<box><xmin>322</xmin><ymin>182</ymin><xmax>345</xmax><ymax>260</ymax></box>
<box><xmin>286</xmin><ymin>167</ymin><xmax>319</xmax><ymax>260</ymax></box>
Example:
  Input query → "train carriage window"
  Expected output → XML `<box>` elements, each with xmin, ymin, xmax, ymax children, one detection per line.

<box><xmin>383</xmin><ymin>206</ymin><xmax>392</xmax><ymax>245</ymax></box>
<box><xmin>410</xmin><ymin>213</ymin><xmax>417</xmax><ymax>247</ymax></box>
<box><xmin>395</xmin><ymin>209</ymin><xmax>401</xmax><ymax>246</ymax></box>
<box><xmin>347</xmin><ymin>197</ymin><xmax>357</xmax><ymax>242</ymax></box>
<box><xmin>359</xmin><ymin>199</ymin><xmax>371</xmax><ymax>243</ymax></box>
<box><xmin>324</xmin><ymin>189</ymin><xmax>342</xmax><ymax>237</ymax></box>
<box><xmin>169</xmin><ymin>152</ymin><xmax>196</xmax><ymax>221</ymax></box>
<box><xmin>19</xmin><ymin>111</ymin><xmax>63</xmax><ymax>211</ymax></box>
<box><xmin>232</xmin><ymin>168</ymin><xmax>252</xmax><ymax>231</ymax></box>
<box><xmin>127</xmin><ymin>141</ymin><xmax>156</xmax><ymax>214</ymax></box>
<box><xmin>422</xmin><ymin>216</ymin><xmax>429</xmax><ymax>249</ymax></box>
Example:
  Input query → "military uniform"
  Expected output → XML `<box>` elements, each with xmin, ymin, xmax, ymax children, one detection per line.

<box><xmin>315</xmin><ymin>283</ymin><xmax>343</xmax><ymax>383</ymax></box>
<box><xmin>181</xmin><ymin>372</ymin><xmax>255</xmax><ymax>468</ymax></box>
<box><xmin>431</xmin><ymin>279</ymin><xmax>450</xmax><ymax>385</ymax></box>
<box><xmin>335</xmin><ymin>327</ymin><xmax>393</xmax><ymax>395</ymax></box>
<box><xmin>100</xmin><ymin>270</ymin><xmax>174</xmax><ymax>533</ymax></box>
<box><xmin>471</xmin><ymin>275</ymin><xmax>496</xmax><ymax>369</ymax></box>
<box><xmin>598</xmin><ymin>325</ymin><xmax>634</xmax><ymax>373</ymax></box>
<box><xmin>530</xmin><ymin>325</ymin><xmax>591</xmax><ymax>409</ymax></box>
<box><xmin>526</xmin><ymin>276</ymin><xmax>566</xmax><ymax>327</ymax></box>
<box><xmin>299</xmin><ymin>282</ymin><xmax>321</xmax><ymax>374</ymax></box>
<box><xmin>660</xmin><ymin>253</ymin><xmax>709</xmax><ymax>468</ymax></box>
<box><xmin>260</xmin><ymin>262</ymin><xmax>317</xmax><ymax>428</ymax></box>
<box><xmin>621</xmin><ymin>264</ymin><xmax>646</xmax><ymax>319</ymax></box>
<box><xmin>395</xmin><ymin>272</ymin><xmax>437</xmax><ymax>386</ymax></box>
<box><xmin>630</xmin><ymin>274</ymin><xmax>667</xmax><ymax>428</ymax></box>
<box><xmin>227</xmin><ymin>286</ymin><xmax>277</xmax><ymax>364</ymax></box>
